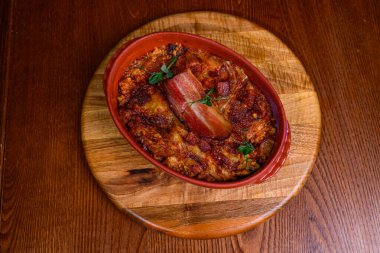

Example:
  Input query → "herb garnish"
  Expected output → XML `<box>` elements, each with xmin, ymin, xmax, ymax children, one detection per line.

<box><xmin>188</xmin><ymin>88</ymin><xmax>229</xmax><ymax>107</ymax></box>
<box><xmin>237</xmin><ymin>131</ymin><xmax>255</xmax><ymax>170</ymax></box>
<box><xmin>148</xmin><ymin>57</ymin><xmax>178</xmax><ymax>85</ymax></box>
<box><xmin>189</xmin><ymin>88</ymin><xmax>215</xmax><ymax>106</ymax></box>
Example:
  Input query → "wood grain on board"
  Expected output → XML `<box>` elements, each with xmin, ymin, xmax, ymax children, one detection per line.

<box><xmin>81</xmin><ymin>12</ymin><xmax>321</xmax><ymax>238</ymax></box>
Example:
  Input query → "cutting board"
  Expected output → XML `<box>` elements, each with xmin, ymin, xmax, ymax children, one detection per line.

<box><xmin>81</xmin><ymin>11</ymin><xmax>321</xmax><ymax>239</ymax></box>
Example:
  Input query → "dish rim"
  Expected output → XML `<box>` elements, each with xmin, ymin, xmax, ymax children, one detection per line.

<box><xmin>103</xmin><ymin>31</ymin><xmax>291</xmax><ymax>189</ymax></box>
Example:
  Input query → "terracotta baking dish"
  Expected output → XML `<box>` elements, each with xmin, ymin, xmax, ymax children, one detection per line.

<box><xmin>103</xmin><ymin>32</ymin><xmax>291</xmax><ymax>188</ymax></box>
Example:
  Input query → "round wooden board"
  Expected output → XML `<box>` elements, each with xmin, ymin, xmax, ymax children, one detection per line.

<box><xmin>81</xmin><ymin>12</ymin><xmax>321</xmax><ymax>239</ymax></box>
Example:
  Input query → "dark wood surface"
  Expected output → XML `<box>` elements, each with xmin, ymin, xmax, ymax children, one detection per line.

<box><xmin>1</xmin><ymin>0</ymin><xmax>379</xmax><ymax>252</ymax></box>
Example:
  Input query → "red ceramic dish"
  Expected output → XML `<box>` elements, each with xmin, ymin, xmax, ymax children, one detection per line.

<box><xmin>103</xmin><ymin>32</ymin><xmax>291</xmax><ymax>189</ymax></box>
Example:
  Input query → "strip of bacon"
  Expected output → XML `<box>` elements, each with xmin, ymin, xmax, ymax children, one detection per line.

<box><xmin>164</xmin><ymin>69</ymin><xmax>232</xmax><ymax>139</ymax></box>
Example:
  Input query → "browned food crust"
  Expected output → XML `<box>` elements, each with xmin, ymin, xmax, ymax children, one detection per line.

<box><xmin>117</xmin><ymin>43</ymin><xmax>276</xmax><ymax>182</ymax></box>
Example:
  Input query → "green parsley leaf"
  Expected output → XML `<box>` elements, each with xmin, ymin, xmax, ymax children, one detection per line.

<box><xmin>188</xmin><ymin>88</ymin><xmax>217</xmax><ymax>107</ymax></box>
<box><xmin>148</xmin><ymin>72</ymin><xmax>163</xmax><ymax>84</ymax></box>
<box><xmin>238</xmin><ymin>145</ymin><xmax>247</xmax><ymax>154</ymax></box>
<box><xmin>165</xmin><ymin>70</ymin><xmax>173</xmax><ymax>78</ymax></box>
<box><xmin>148</xmin><ymin>57</ymin><xmax>178</xmax><ymax>85</ymax></box>
<box><xmin>238</xmin><ymin>143</ymin><xmax>254</xmax><ymax>156</ymax></box>
<box><xmin>161</xmin><ymin>64</ymin><xmax>169</xmax><ymax>74</ymax></box>
<box><xmin>245</xmin><ymin>155</ymin><xmax>250</xmax><ymax>169</ymax></box>
<box><xmin>167</xmin><ymin>57</ymin><xmax>177</xmax><ymax>69</ymax></box>
<box><xmin>238</xmin><ymin>133</ymin><xmax>255</xmax><ymax>170</ymax></box>
<box><xmin>206</xmin><ymin>87</ymin><xmax>215</xmax><ymax>96</ymax></box>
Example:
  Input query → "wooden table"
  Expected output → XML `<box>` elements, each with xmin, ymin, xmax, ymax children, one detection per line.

<box><xmin>1</xmin><ymin>0</ymin><xmax>379</xmax><ymax>252</ymax></box>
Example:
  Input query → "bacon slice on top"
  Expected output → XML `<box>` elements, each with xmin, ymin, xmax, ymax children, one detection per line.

<box><xmin>164</xmin><ymin>69</ymin><xmax>232</xmax><ymax>139</ymax></box>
